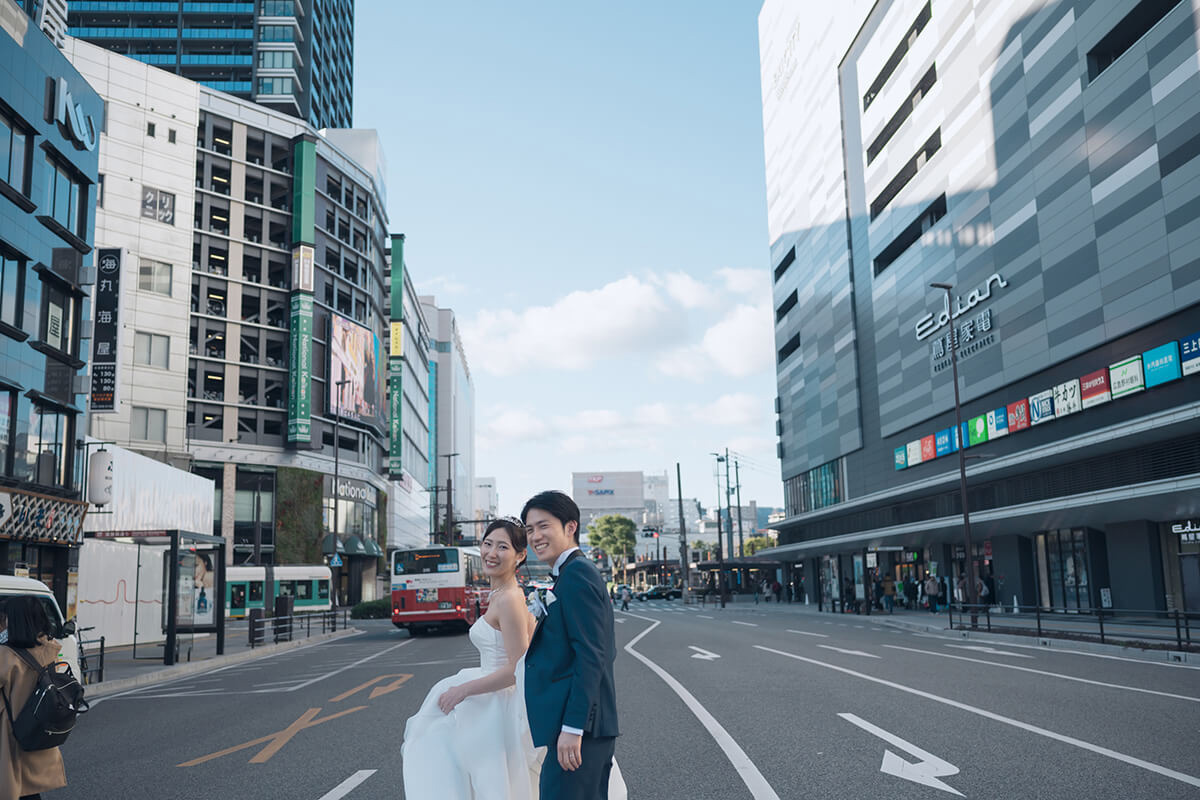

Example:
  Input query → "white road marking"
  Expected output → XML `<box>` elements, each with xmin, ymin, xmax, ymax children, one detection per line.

<box><xmin>839</xmin><ymin>713</ymin><xmax>963</xmax><ymax>796</ymax></box>
<box><xmin>731</xmin><ymin>621</ymin><xmax>759</xmax><ymax>627</ymax></box>
<box><xmin>787</xmin><ymin>629</ymin><xmax>829</xmax><ymax>638</ymax></box>
<box><xmin>883</xmin><ymin>645</ymin><xmax>1200</xmax><ymax>702</ymax></box>
<box><xmin>317</xmin><ymin>769</ymin><xmax>376</xmax><ymax>799</ymax></box>
<box><xmin>905</xmin><ymin>631</ymin><xmax>1200</xmax><ymax>670</ymax></box>
<box><xmin>624</xmin><ymin>614</ymin><xmax>780</xmax><ymax>800</ymax></box>
<box><xmin>614</xmin><ymin>618</ymin><xmax>626</xmax><ymax>624</ymax></box>
<box><xmin>698</xmin><ymin>615</ymin><xmax>714</xmax><ymax>619</ymax></box>
<box><xmin>818</xmin><ymin>645</ymin><xmax>880</xmax><ymax>658</ymax></box>
<box><xmin>690</xmin><ymin>646</ymin><xmax>721</xmax><ymax>661</ymax></box>
<box><xmin>756</xmin><ymin>645</ymin><xmax>1200</xmax><ymax>790</ymax></box>
<box><xmin>284</xmin><ymin>639</ymin><xmax>415</xmax><ymax>692</ymax></box>
<box><xmin>945</xmin><ymin>644</ymin><xmax>1033</xmax><ymax>658</ymax></box>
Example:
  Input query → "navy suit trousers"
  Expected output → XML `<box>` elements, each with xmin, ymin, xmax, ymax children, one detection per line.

<box><xmin>538</xmin><ymin>734</ymin><xmax>616</xmax><ymax>800</ymax></box>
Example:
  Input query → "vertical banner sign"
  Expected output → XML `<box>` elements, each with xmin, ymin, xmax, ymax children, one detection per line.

<box><xmin>89</xmin><ymin>248</ymin><xmax>122</xmax><ymax>412</ymax></box>
<box><xmin>287</xmin><ymin>293</ymin><xmax>313</xmax><ymax>442</ymax></box>
<box><xmin>388</xmin><ymin>235</ymin><xmax>406</xmax><ymax>477</ymax></box>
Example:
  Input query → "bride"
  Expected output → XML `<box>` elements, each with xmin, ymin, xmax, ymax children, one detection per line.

<box><xmin>402</xmin><ymin>517</ymin><xmax>542</xmax><ymax>799</ymax></box>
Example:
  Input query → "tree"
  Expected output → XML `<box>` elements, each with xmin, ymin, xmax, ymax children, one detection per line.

<box><xmin>688</xmin><ymin>540</ymin><xmax>714</xmax><ymax>560</ymax></box>
<box><xmin>587</xmin><ymin>514</ymin><xmax>638</xmax><ymax>568</ymax></box>
<box><xmin>743</xmin><ymin>536</ymin><xmax>775</xmax><ymax>556</ymax></box>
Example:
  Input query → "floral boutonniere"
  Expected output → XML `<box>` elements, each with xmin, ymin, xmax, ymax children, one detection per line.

<box><xmin>528</xmin><ymin>587</ymin><xmax>558</xmax><ymax>619</ymax></box>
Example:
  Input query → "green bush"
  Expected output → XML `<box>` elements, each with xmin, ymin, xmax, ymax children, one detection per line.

<box><xmin>350</xmin><ymin>598</ymin><xmax>392</xmax><ymax>619</ymax></box>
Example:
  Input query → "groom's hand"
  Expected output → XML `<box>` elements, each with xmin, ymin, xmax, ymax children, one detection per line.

<box><xmin>556</xmin><ymin>731</ymin><xmax>583</xmax><ymax>771</ymax></box>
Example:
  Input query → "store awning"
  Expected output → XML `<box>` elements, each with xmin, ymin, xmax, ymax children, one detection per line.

<box><xmin>343</xmin><ymin>535</ymin><xmax>368</xmax><ymax>556</ymax></box>
<box><xmin>321</xmin><ymin>533</ymin><xmax>346</xmax><ymax>555</ymax></box>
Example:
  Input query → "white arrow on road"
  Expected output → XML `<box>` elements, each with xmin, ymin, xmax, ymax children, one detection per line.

<box><xmin>945</xmin><ymin>644</ymin><xmax>1032</xmax><ymax>658</ymax></box>
<box><xmin>689</xmin><ymin>646</ymin><xmax>721</xmax><ymax>661</ymax></box>
<box><xmin>839</xmin><ymin>713</ymin><xmax>963</xmax><ymax>796</ymax></box>
<box><xmin>818</xmin><ymin>644</ymin><xmax>879</xmax><ymax>658</ymax></box>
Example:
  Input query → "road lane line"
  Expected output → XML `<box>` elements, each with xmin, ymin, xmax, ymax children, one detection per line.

<box><xmin>731</xmin><ymin>621</ymin><xmax>759</xmax><ymax>627</ymax></box>
<box><xmin>623</xmin><ymin>614</ymin><xmax>780</xmax><ymax>800</ymax></box>
<box><xmin>818</xmin><ymin>644</ymin><xmax>880</xmax><ymax>658</ymax></box>
<box><xmin>945</xmin><ymin>644</ymin><xmax>1033</xmax><ymax>658</ymax></box>
<box><xmin>285</xmin><ymin>639</ymin><xmax>415</xmax><ymax>692</ymax></box>
<box><xmin>698</xmin><ymin>615</ymin><xmax>714</xmax><ymax>619</ymax></box>
<box><xmin>317</xmin><ymin>769</ymin><xmax>377</xmax><ymax>799</ymax></box>
<box><xmin>787</xmin><ymin>629</ymin><xmax>829</xmax><ymax>638</ymax></box>
<box><xmin>882</xmin><ymin>645</ymin><xmax>1200</xmax><ymax>702</ymax></box>
<box><xmin>755</xmin><ymin>645</ymin><xmax>1200</xmax><ymax>790</ymax></box>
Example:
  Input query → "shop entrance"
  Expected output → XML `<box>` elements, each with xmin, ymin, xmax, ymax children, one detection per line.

<box><xmin>1181</xmin><ymin>555</ymin><xmax>1200</xmax><ymax>612</ymax></box>
<box><xmin>1035</xmin><ymin>528</ymin><xmax>1091</xmax><ymax>611</ymax></box>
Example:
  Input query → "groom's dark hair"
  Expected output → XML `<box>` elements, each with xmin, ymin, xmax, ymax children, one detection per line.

<box><xmin>521</xmin><ymin>490</ymin><xmax>581</xmax><ymax>543</ymax></box>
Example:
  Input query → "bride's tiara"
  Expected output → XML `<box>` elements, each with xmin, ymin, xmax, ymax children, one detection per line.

<box><xmin>493</xmin><ymin>515</ymin><xmax>525</xmax><ymax>529</ymax></box>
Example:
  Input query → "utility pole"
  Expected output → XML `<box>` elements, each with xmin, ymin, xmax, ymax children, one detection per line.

<box><xmin>425</xmin><ymin>486</ymin><xmax>445</xmax><ymax>546</ymax></box>
<box><xmin>441</xmin><ymin>452</ymin><xmax>459</xmax><ymax>546</ymax></box>
<box><xmin>734</xmin><ymin>458</ymin><xmax>745</xmax><ymax>559</ymax></box>
<box><xmin>711</xmin><ymin>452</ymin><xmax>727</xmax><ymax>609</ymax></box>
<box><xmin>723</xmin><ymin>448</ymin><xmax>733</xmax><ymax>560</ymax></box>
<box><xmin>676</xmin><ymin>462</ymin><xmax>688</xmax><ymax>599</ymax></box>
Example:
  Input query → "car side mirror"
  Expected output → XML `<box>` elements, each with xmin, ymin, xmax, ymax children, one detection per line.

<box><xmin>61</xmin><ymin>620</ymin><xmax>76</xmax><ymax>637</ymax></box>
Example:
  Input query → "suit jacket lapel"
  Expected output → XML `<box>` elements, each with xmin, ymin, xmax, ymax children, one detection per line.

<box><xmin>531</xmin><ymin>549</ymin><xmax>582</xmax><ymax>647</ymax></box>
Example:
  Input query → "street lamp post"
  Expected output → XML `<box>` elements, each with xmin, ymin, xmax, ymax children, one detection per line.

<box><xmin>711</xmin><ymin>452</ymin><xmax>727</xmax><ymax>609</ymax></box>
<box><xmin>332</xmin><ymin>377</ymin><xmax>350</xmax><ymax>628</ymax></box>
<box><xmin>441</xmin><ymin>452</ymin><xmax>459</xmax><ymax>545</ymax></box>
<box><xmin>930</xmin><ymin>282</ymin><xmax>979</xmax><ymax>619</ymax></box>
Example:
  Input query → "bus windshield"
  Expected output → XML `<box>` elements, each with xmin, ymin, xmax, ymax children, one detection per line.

<box><xmin>394</xmin><ymin>549</ymin><xmax>459</xmax><ymax>575</ymax></box>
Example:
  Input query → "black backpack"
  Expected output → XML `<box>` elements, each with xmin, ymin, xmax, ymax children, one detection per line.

<box><xmin>1</xmin><ymin>648</ymin><xmax>89</xmax><ymax>750</ymax></box>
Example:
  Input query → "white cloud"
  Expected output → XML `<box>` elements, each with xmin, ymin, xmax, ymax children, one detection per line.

<box><xmin>632</xmin><ymin>402</ymin><xmax>674</xmax><ymax>427</ymax></box>
<box><xmin>716</xmin><ymin>267</ymin><xmax>767</xmax><ymax>296</ymax></box>
<box><xmin>461</xmin><ymin>276</ymin><xmax>677</xmax><ymax>376</ymax></box>
<box><xmin>662</xmin><ymin>271</ymin><xmax>717</xmax><ymax>309</ymax></box>
<box><xmin>655</xmin><ymin>300</ymin><xmax>774</xmax><ymax>381</ymax></box>
<box><xmin>478</xmin><ymin>409</ymin><xmax>551</xmax><ymax>449</ymax></box>
<box><xmin>691</xmin><ymin>393</ymin><xmax>769</xmax><ymax>427</ymax></box>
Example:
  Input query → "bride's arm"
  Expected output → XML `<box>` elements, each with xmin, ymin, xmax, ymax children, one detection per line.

<box><xmin>437</xmin><ymin>592</ymin><xmax>529</xmax><ymax>711</ymax></box>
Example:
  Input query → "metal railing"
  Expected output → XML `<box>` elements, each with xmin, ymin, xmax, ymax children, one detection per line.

<box><xmin>947</xmin><ymin>603</ymin><xmax>1198</xmax><ymax>651</ymax></box>
<box><xmin>246</xmin><ymin>609</ymin><xmax>350</xmax><ymax>648</ymax></box>
<box><xmin>78</xmin><ymin>635</ymin><xmax>105</xmax><ymax>685</ymax></box>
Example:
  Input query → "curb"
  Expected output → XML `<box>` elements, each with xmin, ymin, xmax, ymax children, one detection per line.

<box><xmin>85</xmin><ymin>627</ymin><xmax>363</xmax><ymax>698</ymax></box>
<box><xmin>871</xmin><ymin>616</ymin><xmax>1194</xmax><ymax>664</ymax></box>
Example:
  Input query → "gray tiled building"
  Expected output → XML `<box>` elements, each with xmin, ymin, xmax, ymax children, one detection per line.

<box><xmin>760</xmin><ymin>0</ymin><xmax>1200</xmax><ymax>614</ymax></box>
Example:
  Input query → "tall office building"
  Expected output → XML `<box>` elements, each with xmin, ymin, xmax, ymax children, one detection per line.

<box><xmin>421</xmin><ymin>297</ymin><xmax>475</xmax><ymax>540</ymax></box>
<box><xmin>67</xmin><ymin>0</ymin><xmax>353</xmax><ymax>129</ymax></box>
<box><xmin>760</xmin><ymin>0</ymin><xmax>1200</xmax><ymax>612</ymax></box>
<box><xmin>66</xmin><ymin>37</ymin><xmax>388</xmax><ymax>604</ymax></box>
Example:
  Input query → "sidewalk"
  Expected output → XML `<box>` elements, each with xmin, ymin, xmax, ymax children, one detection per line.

<box><xmin>678</xmin><ymin>595</ymin><xmax>1196</xmax><ymax>663</ymax></box>
<box><xmin>87</xmin><ymin>616</ymin><xmax>361</xmax><ymax>698</ymax></box>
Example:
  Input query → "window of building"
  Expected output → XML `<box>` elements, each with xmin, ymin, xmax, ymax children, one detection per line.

<box><xmin>0</xmin><ymin>251</ymin><xmax>23</xmax><ymax>328</ymax></box>
<box><xmin>138</xmin><ymin>259</ymin><xmax>172</xmax><ymax>295</ymax></box>
<box><xmin>870</xmin><ymin>129</ymin><xmax>941</xmax><ymax>220</ymax></box>
<box><xmin>0</xmin><ymin>389</ymin><xmax>14</xmax><ymax>476</ymax></box>
<box><xmin>0</xmin><ymin>107</ymin><xmax>29</xmax><ymax>195</ymax></box>
<box><xmin>260</xmin><ymin>0</ymin><xmax>295</xmax><ymax>15</ymax></box>
<box><xmin>147</xmin><ymin>122</ymin><xmax>156</xmax><ymax>137</ymax></box>
<box><xmin>773</xmin><ymin>246</ymin><xmax>795</xmax><ymax>283</ymax></box>
<box><xmin>257</xmin><ymin>77</ymin><xmax>294</xmax><ymax>95</ymax></box>
<box><xmin>45</xmin><ymin>155</ymin><xmax>86</xmax><ymax>238</ymax></box>
<box><xmin>96</xmin><ymin>174</ymin><xmax>104</xmax><ymax>208</ymax></box>
<box><xmin>873</xmin><ymin>193</ymin><xmax>947</xmax><ymax>276</ymax></box>
<box><xmin>867</xmin><ymin>64</ymin><xmax>937</xmax><ymax>164</ymax></box>
<box><xmin>863</xmin><ymin>1</ymin><xmax>932</xmax><ymax>110</ymax></box>
<box><xmin>775</xmin><ymin>290</ymin><xmax>798</xmax><ymax>322</ymax></box>
<box><xmin>169</xmin><ymin>128</ymin><xmax>177</xmax><ymax>143</ymax></box>
<box><xmin>258</xmin><ymin>49</ymin><xmax>294</xmax><ymax>69</ymax></box>
<box><xmin>784</xmin><ymin>458</ymin><xmax>847</xmax><ymax>516</ymax></box>
<box><xmin>134</xmin><ymin>331</ymin><xmax>170</xmax><ymax>368</ymax></box>
<box><xmin>259</xmin><ymin>25</ymin><xmax>294</xmax><ymax>42</ymax></box>
<box><xmin>24</xmin><ymin>404</ymin><xmax>71</xmax><ymax>488</ymax></box>
<box><xmin>1087</xmin><ymin>0</ymin><xmax>1183</xmax><ymax>82</ymax></box>
<box><xmin>131</xmin><ymin>406</ymin><xmax>167</xmax><ymax>443</ymax></box>
<box><xmin>777</xmin><ymin>333</ymin><xmax>800</xmax><ymax>364</ymax></box>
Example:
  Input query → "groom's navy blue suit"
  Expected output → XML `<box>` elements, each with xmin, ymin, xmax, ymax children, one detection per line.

<box><xmin>524</xmin><ymin>550</ymin><xmax>619</xmax><ymax>800</ymax></box>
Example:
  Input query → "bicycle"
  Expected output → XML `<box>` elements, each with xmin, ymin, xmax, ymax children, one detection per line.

<box><xmin>75</xmin><ymin>625</ymin><xmax>96</xmax><ymax>684</ymax></box>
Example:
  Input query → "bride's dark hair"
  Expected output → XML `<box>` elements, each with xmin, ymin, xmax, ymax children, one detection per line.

<box><xmin>482</xmin><ymin>517</ymin><xmax>528</xmax><ymax>570</ymax></box>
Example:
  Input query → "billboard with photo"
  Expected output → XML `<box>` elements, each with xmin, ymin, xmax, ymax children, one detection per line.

<box><xmin>329</xmin><ymin>314</ymin><xmax>385</xmax><ymax>431</ymax></box>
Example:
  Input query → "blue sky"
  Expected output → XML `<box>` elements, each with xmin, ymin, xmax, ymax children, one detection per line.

<box><xmin>353</xmin><ymin>1</ymin><xmax>781</xmax><ymax>514</ymax></box>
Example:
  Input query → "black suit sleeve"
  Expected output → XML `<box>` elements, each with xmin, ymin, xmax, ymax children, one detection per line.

<box><xmin>556</xmin><ymin>565</ymin><xmax>609</xmax><ymax>732</ymax></box>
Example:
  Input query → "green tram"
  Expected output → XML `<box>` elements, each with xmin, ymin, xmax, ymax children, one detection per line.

<box><xmin>225</xmin><ymin>565</ymin><xmax>332</xmax><ymax>618</ymax></box>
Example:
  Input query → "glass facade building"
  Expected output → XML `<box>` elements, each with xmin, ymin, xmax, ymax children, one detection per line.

<box><xmin>0</xmin><ymin>5</ymin><xmax>101</xmax><ymax>608</ymax></box>
<box><xmin>759</xmin><ymin>0</ymin><xmax>1200</xmax><ymax>614</ymax></box>
<box><xmin>67</xmin><ymin>0</ymin><xmax>353</xmax><ymax>128</ymax></box>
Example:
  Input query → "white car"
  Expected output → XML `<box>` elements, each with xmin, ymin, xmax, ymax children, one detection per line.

<box><xmin>0</xmin><ymin>576</ymin><xmax>83</xmax><ymax>680</ymax></box>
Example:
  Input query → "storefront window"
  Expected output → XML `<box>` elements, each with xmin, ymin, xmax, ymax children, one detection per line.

<box><xmin>1036</xmin><ymin>529</ymin><xmax>1091</xmax><ymax>611</ymax></box>
<box><xmin>23</xmin><ymin>404</ymin><xmax>71</xmax><ymax>488</ymax></box>
<box><xmin>233</xmin><ymin>468</ymin><xmax>274</xmax><ymax>564</ymax></box>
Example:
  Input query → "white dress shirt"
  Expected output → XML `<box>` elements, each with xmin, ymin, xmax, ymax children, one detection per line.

<box><xmin>551</xmin><ymin>546</ymin><xmax>584</xmax><ymax>736</ymax></box>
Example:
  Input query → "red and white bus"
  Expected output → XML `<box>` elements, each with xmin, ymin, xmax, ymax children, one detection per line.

<box><xmin>391</xmin><ymin>546</ymin><xmax>490</xmax><ymax>633</ymax></box>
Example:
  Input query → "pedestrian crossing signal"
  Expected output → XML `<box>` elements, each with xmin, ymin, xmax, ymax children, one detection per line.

<box><xmin>330</xmin><ymin>553</ymin><xmax>343</xmax><ymax>567</ymax></box>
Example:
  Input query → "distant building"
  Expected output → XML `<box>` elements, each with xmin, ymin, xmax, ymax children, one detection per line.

<box><xmin>572</xmin><ymin>471</ymin><xmax>645</xmax><ymax>544</ymax></box>
<box><xmin>473</xmin><ymin>476</ymin><xmax>498</xmax><ymax>538</ymax></box>
<box><xmin>421</xmin><ymin>297</ymin><xmax>475</xmax><ymax>540</ymax></box>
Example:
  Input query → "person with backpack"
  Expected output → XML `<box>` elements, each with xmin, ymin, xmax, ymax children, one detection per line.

<box><xmin>0</xmin><ymin>596</ymin><xmax>82</xmax><ymax>800</ymax></box>
<box><xmin>924</xmin><ymin>573</ymin><xmax>941</xmax><ymax>613</ymax></box>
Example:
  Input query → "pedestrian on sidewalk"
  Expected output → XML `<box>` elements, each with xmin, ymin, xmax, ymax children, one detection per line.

<box><xmin>772</xmin><ymin>580</ymin><xmax>782</xmax><ymax>603</ymax></box>
<box><xmin>0</xmin><ymin>597</ymin><xmax>69</xmax><ymax>800</ymax></box>
<box><xmin>924</xmin><ymin>574</ymin><xmax>940</xmax><ymax>613</ymax></box>
<box><xmin>620</xmin><ymin>586</ymin><xmax>631</xmax><ymax>612</ymax></box>
<box><xmin>754</xmin><ymin>580</ymin><xmax>761</xmax><ymax>605</ymax></box>
<box><xmin>881</xmin><ymin>572</ymin><xmax>896</xmax><ymax>613</ymax></box>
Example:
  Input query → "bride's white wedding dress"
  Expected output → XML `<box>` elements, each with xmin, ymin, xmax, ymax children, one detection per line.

<box><xmin>402</xmin><ymin>618</ymin><xmax>543</xmax><ymax>799</ymax></box>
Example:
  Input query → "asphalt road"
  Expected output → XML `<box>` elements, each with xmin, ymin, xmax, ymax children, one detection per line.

<box><xmin>57</xmin><ymin>603</ymin><xmax>1200</xmax><ymax>799</ymax></box>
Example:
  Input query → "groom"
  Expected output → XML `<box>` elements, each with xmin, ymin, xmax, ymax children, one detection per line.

<box><xmin>522</xmin><ymin>490</ymin><xmax>619</xmax><ymax>800</ymax></box>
